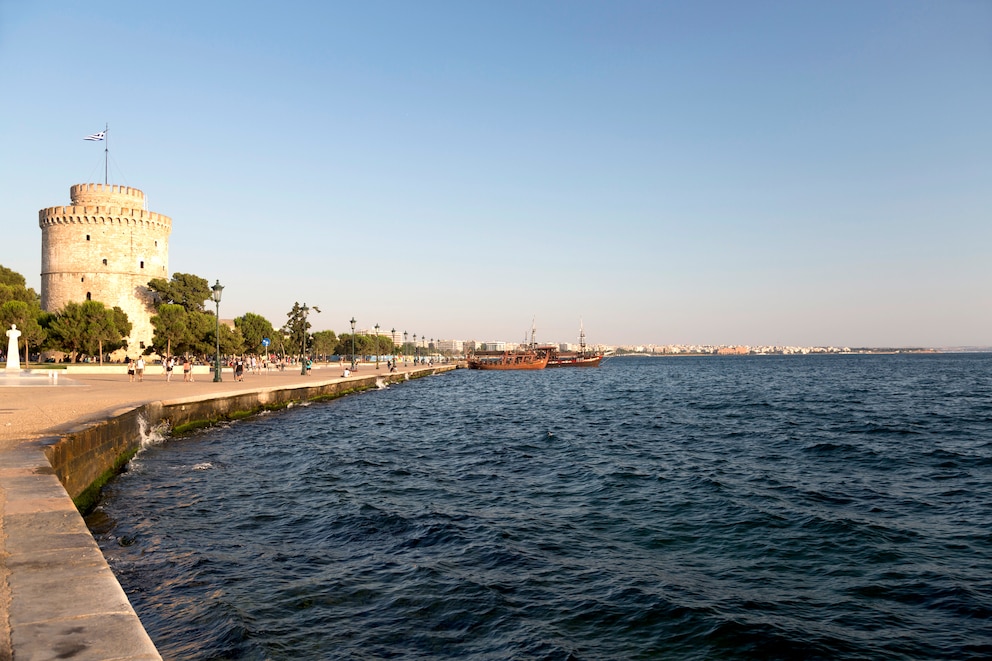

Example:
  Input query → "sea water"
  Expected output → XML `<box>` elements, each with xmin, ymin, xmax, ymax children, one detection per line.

<box><xmin>87</xmin><ymin>354</ymin><xmax>992</xmax><ymax>659</ymax></box>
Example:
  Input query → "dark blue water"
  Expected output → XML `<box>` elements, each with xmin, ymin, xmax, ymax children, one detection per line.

<box><xmin>88</xmin><ymin>355</ymin><xmax>992</xmax><ymax>660</ymax></box>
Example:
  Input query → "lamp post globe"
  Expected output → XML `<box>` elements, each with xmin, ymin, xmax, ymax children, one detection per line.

<box><xmin>211</xmin><ymin>280</ymin><xmax>224</xmax><ymax>382</ymax></box>
<box><xmin>350</xmin><ymin>317</ymin><xmax>356</xmax><ymax>370</ymax></box>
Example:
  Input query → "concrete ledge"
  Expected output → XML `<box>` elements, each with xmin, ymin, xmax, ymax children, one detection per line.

<box><xmin>1</xmin><ymin>364</ymin><xmax>455</xmax><ymax>660</ymax></box>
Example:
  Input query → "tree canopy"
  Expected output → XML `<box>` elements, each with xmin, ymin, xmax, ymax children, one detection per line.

<box><xmin>147</xmin><ymin>273</ymin><xmax>211</xmax><ymax>312</ymax></box>
<box><xmin>311</xmin><ymin>330</ymin><xmax>338</xmax><ymax>357</ymax></box>
<box><xmin>0</xmin><ymin>265</ymin><xmax>26</xmax><ymax>288</ymax></box>
<box><xmin>149</xmin><ymin>303</ymin><xmax>189</xmax><ymax>358</ymax></box>
<box><xmin>235</xmin><ymin>312</ymin><xmax>276</xmax><ymax>355</ymax></box>
<box><xmin>47</xmin><ymin>300</ymin><xmax>131</xmax><ymax>362</ymax></box>
<box><xmin>0</xmin><ymin>264</ymin><xmax>39</xmax><ymax>307</ymax></box>
<box><xmin>284</xmin><ymin>302</ymin><xmax>320</xmax><ymax>358</ymax></box>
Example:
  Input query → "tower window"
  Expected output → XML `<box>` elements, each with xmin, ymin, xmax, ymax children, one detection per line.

<box><xmin>80</xmin><ymin>277</ymin><xmax>84</xmax><ymax>282</ymax></box>
<box><xmin>86</xmin><ymin>292</ymin><xmax>92</xmax><ymax>301</ymax></box>
<box><xmin>102</xmin><ymin>258</ymin><xmax>108</xmax><ymax>266</ymax></box>
<box><xmin>86</xmin><ymin>235</ymin><xmax>90</xmax><ymax>241</ymax></box>
<box><xmin>140</xmin><ymin>260</ymin><xmax>145</xmax><ymax>269</ymax></box>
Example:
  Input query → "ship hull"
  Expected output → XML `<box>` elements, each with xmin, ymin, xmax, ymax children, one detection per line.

<box><xmin>467</xmin><ymin>350</ymin><xmax>550</xmax><ymax>370</ymax></box>
<box><xmin>547</xmin><ymin>353</ymin><xmax>604</xmax><ymax>368</ymax></box>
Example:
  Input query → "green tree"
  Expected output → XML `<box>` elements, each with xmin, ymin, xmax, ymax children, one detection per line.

<box><xmin>235</xmin><ymin>312</ymin><xmax>276</xmax><ymax>355</ymax></box>
<box><xmin>184</xmin><ymin>310</ymin><xmax>217</xmax><ymax>357</ymax></box>
<box><xmin>149</xmin><ymin>303</ymin><xmax>189</xmax><ymax>358</ymax></box>
<box><xmin>284</xmin><ymin>302</ymin><xmax>320</xmax><ymax>359</ymax></box>
<box><xmin>216</xmin><ymin>322</ymin><xmax>244</xmax><ymax>357</ymax></box>
<box><xmin>0</xmin><ymin>264</ymin><xmax>40</xmax><ymax>307</ymax></box>
<box><xmin>0</xmin><ymin>265</ymin><xmax>25</xmax><ymax>288</ymax></box>
<box><xmin>334</xmin><ymin>333</ymin><xmax>376</xmax><ymax>358</ymax></box>
<box><xmin>311</xmin><ymin>330</ymin><xmax>338</xmax><ymax>357</ymax></box>
<box><xmin>103</xmin><ymin>306</ymin><xmax>132</xmax><ymax>360</ymax></box>
<box><xmin>147</xmin><ymin>273</ymin><xmax>211</xmax><ymax>312</ymax></box>
<box><xmin>206</xmin><ymin>315</ymin><xmax>245</xmax><ymax>356</ymax></box>
<box><xmin>48</xmin><ymin>300</ymin><xmax>130</xmax><ymax>362</ymax></box>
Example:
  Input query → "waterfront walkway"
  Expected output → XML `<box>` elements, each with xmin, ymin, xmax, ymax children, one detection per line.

<box><xmin>0</xmin><ymin>361</ymin><xmax>453</xmax><ymax>661</ymax></box>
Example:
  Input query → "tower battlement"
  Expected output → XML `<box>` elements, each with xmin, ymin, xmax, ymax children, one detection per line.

<box><xmin>39</xmin><ymin>206</ymin><xmax>172</xmax><ymax>231</ymax></box>
<box><xmin>70</xmin><ymin>183</ymin><xmax>146</xmax><ymax>208</ymax></box>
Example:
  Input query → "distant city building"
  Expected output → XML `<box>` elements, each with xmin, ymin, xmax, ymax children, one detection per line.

<box><xmin>39</xmin><ymin>183</ymin><xmax>171</xmax><ymax>353</ymax></box>
<box><xmin>438</xmin><ymin>339</ymin><xmax>463</xmax><ymax>353</ymax></box>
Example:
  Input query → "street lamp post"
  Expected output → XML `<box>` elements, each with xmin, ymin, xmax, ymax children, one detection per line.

<box><xmin>413</xmin><ymin>333</ymin><xmax>417</xmax><ymax>364</ymax></box>
<box><xmin>300</xmin><ymin>303</ymin><xmax>310</xmax><ymax>375</ymax></box>
<box><xmin>374</xmin><ymin>323</ymin><xmax>380</xmax><ymax>370</ymax></box>
<box><xmin>211</xmin><ymin>280</ymin><xmax>224</xmax><ymax>382</ymax></box>
<box><xmin>350</xmin><ymin>317</ymin><xmax>356</xmax><ymax>370</ymax></box>
<box><xmin>391</xmin><ymin>328</ymin><xmax>396</xmax><ymax>367</ymax></box>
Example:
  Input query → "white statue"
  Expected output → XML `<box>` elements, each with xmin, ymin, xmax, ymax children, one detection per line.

<box><xmin>6</xmin><ymin>324</ymin><xmax>21</xmax><ymax>371</ymax></box>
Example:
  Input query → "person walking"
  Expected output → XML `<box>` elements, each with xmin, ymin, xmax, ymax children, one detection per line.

<box><xmin>183</xmin><ymin>356</ymin><xmax>192</xmax><ymax>382</ymax></box>
<box><xmin>135</xmin><ymin>356</ymin><xmax>145</xmax><ymax>382</ymax></box>
<box><xmin>127</xmin><ymin>357</ymin><xmax>135</xmax><ymax>382</ymax></box>
<box><xmin>165</xmin><ymin>356</ymin><xmax>174</xmax><ymax>382</ymax></box>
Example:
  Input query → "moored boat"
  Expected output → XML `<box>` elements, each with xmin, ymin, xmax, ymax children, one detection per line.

<box><xmin>467</xmin><ymin>348</ymin><xmax>550</xmax><ymax>370</ymax></box>
<box><xmin>546</xmin><ymin>321</ymin><xmax>604</xmax><ymax>368</ymax></box>
<box><xmin>546</xmin><ymin>351</ymin><xmax>604</xmax><ymax>367</ymax></box>
<box><xmin>468</xmin><ymin>321</ymin><xmax>551</xmax><ymax>370</ymax></box>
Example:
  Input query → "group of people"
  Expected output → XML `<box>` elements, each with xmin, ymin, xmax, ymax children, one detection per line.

<box><xmin>125</xmin><ymin>356</ymin><xmax>145</xmax><ymax>382</ymax></box>
<box><xmin>123</xmin><ymin>354</ymin><xmax>429</xmax><ymax>382</ymax></box>
<box><xmin>126</xmin><ymin>355</ymin><xmax>195</xmax><ymax>382</ymax></box>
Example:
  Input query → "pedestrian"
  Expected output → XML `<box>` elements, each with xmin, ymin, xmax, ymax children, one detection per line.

<box><xmin>135</xmin><ymin>356</ymin><xmax>145</xmax><ymax>381</ymax></box>
<box><xmin>183</xmin><ymin>357</ymin><xmax>192</xmax><ymax>382</ymax></box>
<box><xmin>165</xmin><ymin>356</ymin><xmax>174</xmax><ymax>382</ymax></box>
<box><xmin>127</xmin><ymin>357</ymin><xmax>135</xmax><ymax>382</ymax></box>
<box><xmin>235</xmin><ymin>357</ymin><xmax>244</xmax><ymax>381</ymax></box>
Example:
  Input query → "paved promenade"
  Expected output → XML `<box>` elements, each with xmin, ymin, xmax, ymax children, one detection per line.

<box><xmin>0</xmin><ymin>360</ymin><xmax>450</xmax><ymax>661</ymax></box>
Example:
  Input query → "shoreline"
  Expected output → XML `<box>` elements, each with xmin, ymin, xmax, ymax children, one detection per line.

<box><xmin>0</xmin><ymin>361</ymin><xmax>455</xmax><ymax>661</ymax></box>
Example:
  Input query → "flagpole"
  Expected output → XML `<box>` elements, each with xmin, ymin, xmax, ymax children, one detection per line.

<box><xmin>104</xmin><ymin>123</ymin><xmax>109</xmax><ymax>185</ymax></box>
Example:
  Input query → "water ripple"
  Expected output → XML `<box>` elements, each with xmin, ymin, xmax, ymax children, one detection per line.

<box><xmin>89</xmin><ymin>354</ymin><xmax>992</xmax><ymax>659</ymax></box>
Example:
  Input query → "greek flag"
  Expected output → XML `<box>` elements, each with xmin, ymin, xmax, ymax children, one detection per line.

<box><xmin>84</xmin><ymin>131</ymin><xmax>106</xmax><ymax>141</ymax></box>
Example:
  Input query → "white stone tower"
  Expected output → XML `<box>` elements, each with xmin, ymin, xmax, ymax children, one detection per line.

<box><xmin>39</xmin><ymin>183</ymin><xmax>171</xmax><ymax>353</ymax></box>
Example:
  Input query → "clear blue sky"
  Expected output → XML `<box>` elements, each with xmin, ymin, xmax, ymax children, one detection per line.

<box><xmin>2</xmin><ymin>1</ymin><xmax>989</xmax><ymax>347</ymax></box>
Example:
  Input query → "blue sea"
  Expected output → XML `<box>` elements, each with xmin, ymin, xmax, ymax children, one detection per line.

<box><xmin>87</xmin><ymin>354</ymin><xmax>992</xmax><ymax>660</ymax></box>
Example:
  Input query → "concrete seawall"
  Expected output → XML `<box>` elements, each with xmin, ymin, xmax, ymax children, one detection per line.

<box><xmin>1</xmin><ymin>364</ymin><xmax>455</xmax><ymax>661</ymax></box>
